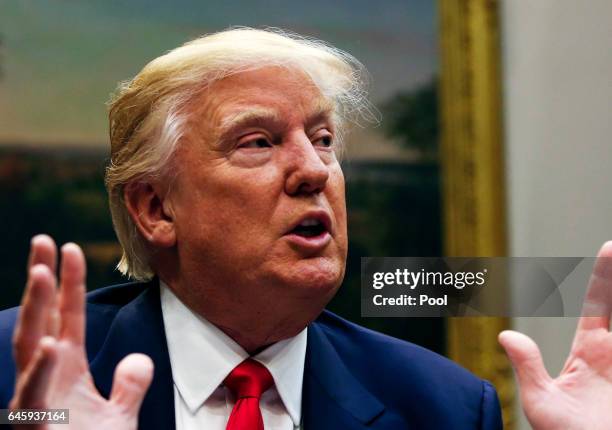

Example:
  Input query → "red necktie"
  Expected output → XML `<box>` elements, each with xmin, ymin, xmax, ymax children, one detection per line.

<box><xmin>224</xmin><ymin>359</ymin><xmax>273</xmax><ymax>430</ymax></box>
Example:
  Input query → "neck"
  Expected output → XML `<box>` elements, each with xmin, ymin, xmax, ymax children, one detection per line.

<box><xmin>153</xmin><ymin>253</ymin><xmax>334</xmax><ymax>354</ymax></box>
<box><xmin>209</xmin><ymin>313</ymin><xmax>307</xmax><ymax>354</ymax></box>
<box><xmin>158</xmin><ymin>277</ymin><xmax>322</xmax><ymax>355</ymax></box>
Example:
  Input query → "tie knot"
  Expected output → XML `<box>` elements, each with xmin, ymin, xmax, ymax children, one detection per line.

<box><xmin>224</xmin><ymin>359</ymin><xmax>273</xmax><ymax>399</ymax></box>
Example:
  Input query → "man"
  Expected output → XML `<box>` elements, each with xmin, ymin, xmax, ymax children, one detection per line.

<box><xmin>1</xmin><ymin>28</ymin><xmax>612</xmax><ymax>430</ymax></box>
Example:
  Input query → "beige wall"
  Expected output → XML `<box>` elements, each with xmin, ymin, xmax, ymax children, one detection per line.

<box><xmin>501</xmin><ymin>0</ymin><xmax>612</xmax><ymax>428</ymax></box>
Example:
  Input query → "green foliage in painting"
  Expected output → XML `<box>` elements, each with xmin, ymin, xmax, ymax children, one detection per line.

<box><xmin>381</xmin><ymin>78</ymin><xmax>439</xmax><ymax>157</ymax></box>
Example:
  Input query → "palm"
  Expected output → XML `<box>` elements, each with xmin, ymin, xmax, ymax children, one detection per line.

<box><xmin>500</xmin><ymin>242</ymin><xmax>612</xmax><ymax>430</ymax></box>
<box><xmin>44</xmin><ymin>341</ymin><xmax>119</xmax><ymax>429</ymax></box>
<box><xmin>10</xmin><ymin>236</ymin><xmax>152</xmax><ymax>430</ymax></box>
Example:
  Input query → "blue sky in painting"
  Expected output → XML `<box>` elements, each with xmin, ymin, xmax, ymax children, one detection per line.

<box><xmin>0</xmin><ymin>0</ymin><xmax>437</xmax><ymax>146</ymax></box>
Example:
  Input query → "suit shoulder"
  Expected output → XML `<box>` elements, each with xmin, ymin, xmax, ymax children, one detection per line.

<box><xmin>313</xmin><ymin>311</ymin><xmax>502</xmax><ymax>428</ymax></box>
<box><xmin>314</xmin><ymin>310</ymin><xmax>490</xmax><ymax>396</ymax></box>
<box><xmin>0</xmin><ymin>280</ymin><xmax>147</xmax><ymax>332</ymax></box>
<box><xmin>86</xmin><ymin>281</ymin><xmax>151</xmax><ymax>306</ymax></box>
<box><xmin>317</xmin><ymin>311</ymin><xmax>473</xmax><ymax>368</ymax></box>
<box><xmin>82</xmin><ymin>281</ymin><xmax>153</xmax><ymax>357</ymax></box>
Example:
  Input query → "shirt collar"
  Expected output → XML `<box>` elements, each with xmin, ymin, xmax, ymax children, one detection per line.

<box><xmin>160</xmin><ymin>282</ymin><xmax>306</xmax><ymax>427</ymax></box>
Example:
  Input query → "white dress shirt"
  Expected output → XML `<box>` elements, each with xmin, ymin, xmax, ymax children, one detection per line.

<box><xmin>160</xmin><ymin>283</ymin><xmax>306</xmax><ymax>430</ymax></box>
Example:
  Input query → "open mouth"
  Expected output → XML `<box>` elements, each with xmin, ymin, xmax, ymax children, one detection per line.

<box><xmin>290</xmin><ymin>219</ymin><xmax>328</xmax><ymax>238</ymax></box>
<box><xmin>285</xmin><ymin>212</ymin><xmax>333</xmax><ymax>250</ymax></box>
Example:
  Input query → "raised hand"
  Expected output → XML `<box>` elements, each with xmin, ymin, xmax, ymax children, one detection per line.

<box><xmin>9</xmin><ymin>235</ymin><xmax>154</xmax><ymax>429</ymax></box>
<box><xmin>500</xmin><ymin>241</ymin><xmax>612</xmax><ymax>430</ymax></box>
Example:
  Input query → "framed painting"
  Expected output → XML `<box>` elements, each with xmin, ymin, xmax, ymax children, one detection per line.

<box><xmin>0</xmin><ymin>0</ymin><xmax>514</xmax><ymax>425</ymax></box>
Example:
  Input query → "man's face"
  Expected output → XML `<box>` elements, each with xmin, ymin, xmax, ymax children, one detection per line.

<box><xmin>166</xmin><ymin>67</ymin><xmax>347</xmax><ymax>311</ymax></box>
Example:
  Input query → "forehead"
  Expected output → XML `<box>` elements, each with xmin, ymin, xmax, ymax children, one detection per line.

<box><xmin>190</xmin><ymin>67</ymin><xmax>335</xmax><ymax>135</ymax></box>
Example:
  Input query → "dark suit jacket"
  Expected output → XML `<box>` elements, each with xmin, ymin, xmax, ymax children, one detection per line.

<box><xmin>0</xmin><ymin>280</ymin><xmax>502</xmax><ymax>429</ymax></box>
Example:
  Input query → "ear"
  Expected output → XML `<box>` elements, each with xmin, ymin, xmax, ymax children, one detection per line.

<box><xmin>124</xmin><ymin>181</ymin><xmax>176</xmax><ymax>248</ymax></box>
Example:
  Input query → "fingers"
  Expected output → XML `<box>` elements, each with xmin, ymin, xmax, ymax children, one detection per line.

<box><xmin>12</xmin><ymin>337</ymin><xmax>57</xmax><ymax>409</ymax></box>
<box><xmin>27</xmin><ymin>235</ymin><xmax>57</xmax><ymax>273</ymax></box>
<box><xmin>23</xmin><ymin>235</ymin><xmax>59</xmax><ymax>338</ymax></box>
<box><xmin>499</xmin><ymin>330</ymin><xmax>551</xmax><ymax>392</ymax></box>
<box><xmin>58</xmin><ymin>243</ymin><xmax>86</xmax><ymax>344</ymax></box>
<box><xmin>13</xmin><ymin>264</ymin><xmax>56</xmax><ymax>373</ymax></box>
<box><xmin>576</xmin><ymin>241</ymin><xmax>612</xmax><ymax>334</ymax></box>
<box><xmin>110</xmin><ymin>354</ymin><xmax>154</xmax><ymax>416</ymax></box>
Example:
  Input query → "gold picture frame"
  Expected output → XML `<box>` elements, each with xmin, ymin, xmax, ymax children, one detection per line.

<box><xmin>438</xmin><ymin>0</ymin><xmax>514</xmax><ymax>428</ymax></box>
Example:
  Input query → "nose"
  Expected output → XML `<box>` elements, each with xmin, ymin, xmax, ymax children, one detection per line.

<box><xmin>284</xmin><ymin>133</ymin><xmax>330</xmax><ymax>196</ymax></box>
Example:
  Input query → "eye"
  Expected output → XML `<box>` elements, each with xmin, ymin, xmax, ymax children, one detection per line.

<box><xmin>238</xmin><ymin>137</ymin><xmax>272</xmax><ymax>149</ymax></box>
<box><xmin>313</xmin><ymin>132</ymin><xmax>334</xmax><ymax>148</ymax></box>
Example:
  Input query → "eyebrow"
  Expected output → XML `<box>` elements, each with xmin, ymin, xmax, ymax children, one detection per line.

<box><xmin>217</xmin><ymin>108</ymin><xmax>281</xmax><ymax>138</ymax></box>
<box><xmin>215</xmin><ymin>100</ymin><xmax>336</xmax><ymax>143</ymax></box>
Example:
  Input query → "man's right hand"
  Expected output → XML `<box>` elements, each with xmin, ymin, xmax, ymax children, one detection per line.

<box><xmin>9</xmin><ymin>235</ymin><xmax>153</xmax><ymax>429</ymax></box>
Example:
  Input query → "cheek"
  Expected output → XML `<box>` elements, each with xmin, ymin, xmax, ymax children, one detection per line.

<box><xmin>328</xmin><ymin>172</ymin><xmax>347</xmax><ymax>229</ymax></box>
<box><xmin>173</xmin><ymin>170</ymin><xmax>282</xmax><ymax>244</ymax></box>
<box><xmin>332</xmin><ymin>184</ymin><xmax>348</xmax><ymax>257</ymax></box>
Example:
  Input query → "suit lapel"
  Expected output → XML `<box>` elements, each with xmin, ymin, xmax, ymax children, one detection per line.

<box><xmin>90</xmin><ymin>280</ymin><xmax>175</xmax><ymax>430</ymax></box>
<box><xmin>302</xmin><ymin>320</ymin><xmax>387</xmax><ymax>429</ymax></box>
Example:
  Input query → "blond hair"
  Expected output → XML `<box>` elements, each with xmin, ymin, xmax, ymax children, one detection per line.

<box><xmin>105</xmin><ymin>27</ymin><xmax>374</xmax><ymax>280</ymax></box>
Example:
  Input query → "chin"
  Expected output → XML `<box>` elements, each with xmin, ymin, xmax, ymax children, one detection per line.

<box><xmin>280</xmin><ymin>257</ymin><xmax>345</xmax><ymax>298</ymax></box>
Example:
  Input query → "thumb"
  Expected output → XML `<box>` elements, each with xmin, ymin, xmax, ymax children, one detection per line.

<box><xmin>110</xmin><ymin>353</ymin><xmax>154</xmax><ymax>416</ymax></box>
<box><xmin>498</xmin><ymin>330</ymin><xmax>551</xmax><ymax>393</ymax></box>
